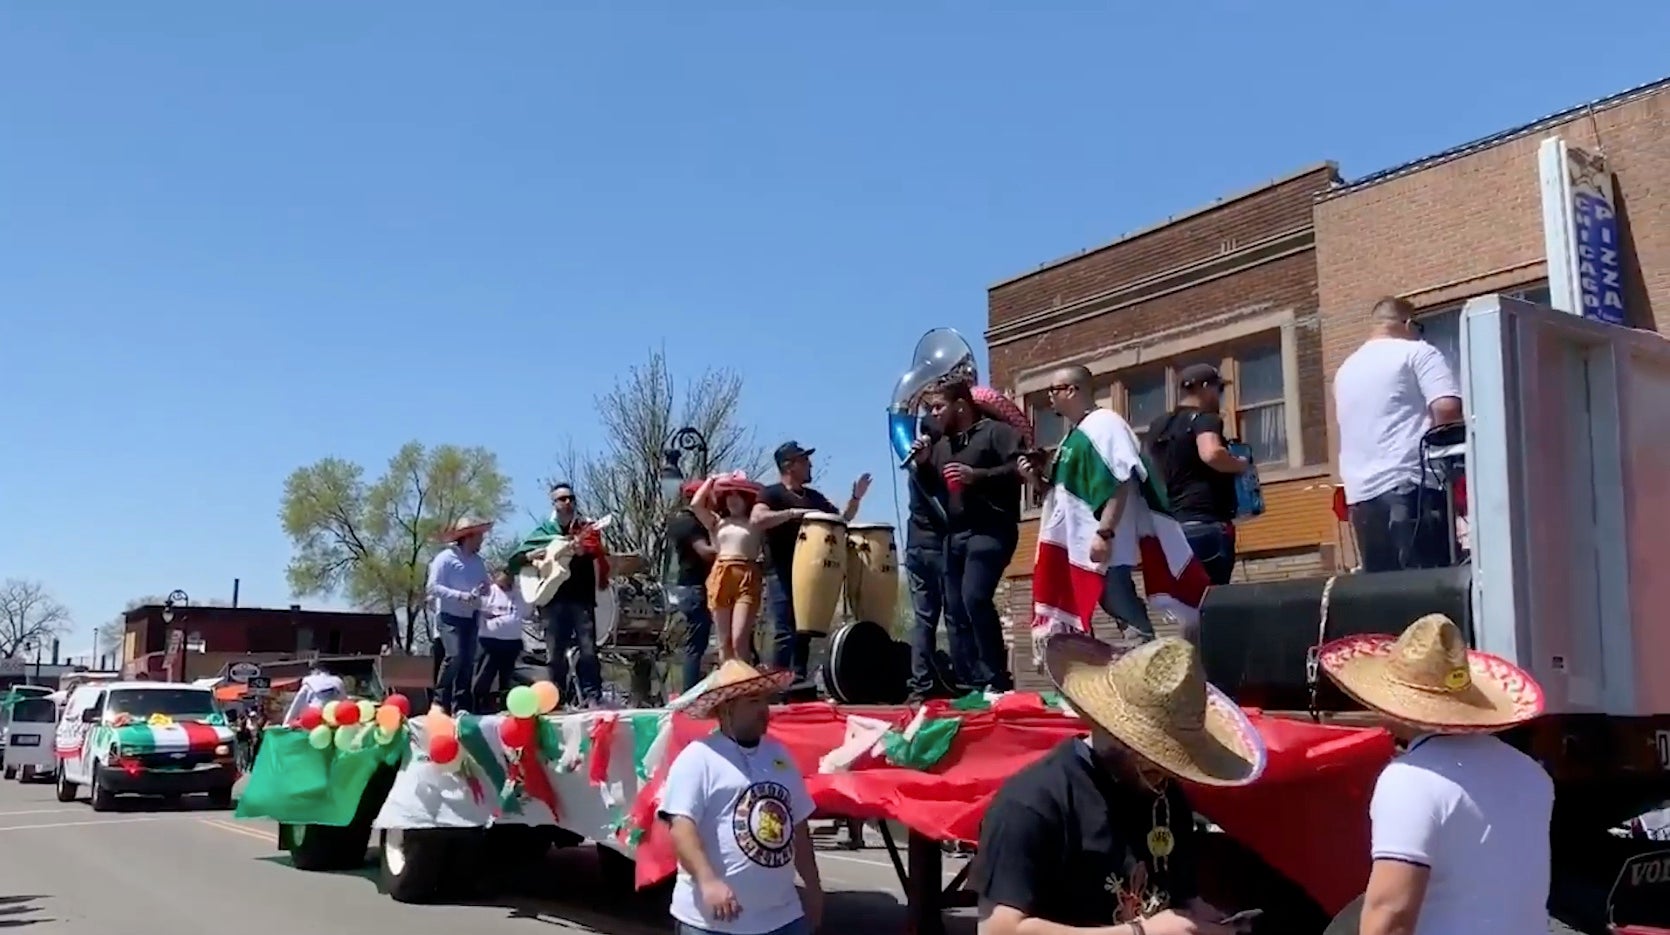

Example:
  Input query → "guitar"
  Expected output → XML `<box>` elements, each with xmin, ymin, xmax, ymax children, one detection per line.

<box><xmin>516</xmin><ymin>515</ymin><xmax>614</xmax><ymax>607</ymax></box>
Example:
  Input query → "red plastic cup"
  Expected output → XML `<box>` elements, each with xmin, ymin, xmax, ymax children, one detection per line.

<box><xmin>942</xmin><ymin>464</ymin><xmax>965</xmax><ymax>494</ymax></box>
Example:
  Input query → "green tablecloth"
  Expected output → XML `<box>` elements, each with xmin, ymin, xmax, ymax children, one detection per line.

<box><xmin>235</xmin><ymin>727</ymin><xmax>405</xmax><ymax>827</ymax></box>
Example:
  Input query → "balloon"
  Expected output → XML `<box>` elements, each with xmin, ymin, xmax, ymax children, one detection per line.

<box><xmin>335</xmin><ymin>700</ymin><xmax>361</xmax><ymax>726</ymax></box>
<box><xmin>357</xmin><ymin>700</ymin><xmax>376</xmax><ymax>724</ymax></box>
<box><xmin>498</xmin><ymin>715</ymin><xmax>535</xmax><ymax>749</ymax></box>
<box><xmin>505</xmin><ymin>686</ymin><xmax>539</xmax><ymax>719</ymax></box>
<box><xmin>307</xmin><ymin>724</ymin><xmax>333</xmax><ymax>749</ymax></box>
<box><xmin>334</xmin><ymin>724</ymin><xmax>358</xmax><ymax>751</ymax></box>
<box><xmin>428</xmin><ymin>733</ymin><xmax>461</xmax><ymax>766</ymax></box>
<box><xmin>384</xmin><ymin>693</ymin><xmax>412</xmax><ymax>717</ymax></box>
<box><xmin>425</xmin><ymin>710</ymin><xmax>456</xmax><ymax>739</ymax></box>
<box><xmin>531</xmin><ymin>680</ymin><xmax>561</xmax><ymax>714</ymax></box>
<box><xmin>374</xmin><ymin>704</ymin><xmax>404</xmax><ymax>734</ymax></box>
<box><xmin>297</xmin><ymin>707</ymin><xmax>324</xmax><ymax>731</ymax></box>
<box><xmin>321</xmin><ymin>701</ymin><xmax>341</xmax><ymax>727</ymax></box>
<box><xmin>374</xmin><ymin>726</ymin><xmax>398</xmax><ymax>746</ymax></box>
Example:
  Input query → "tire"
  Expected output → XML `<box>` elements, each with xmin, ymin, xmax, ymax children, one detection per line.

<box><xmin>597</xmin><ymin>843</ymin><xmax>638</xmax><ymax>893</ymax></box>
<box><xmin>207</xmin><ymin>786</ymin><xmax>233</xmax><ymax>810</ymax></box>
<box><xmin>379</xmin><ymin>828</ymin><xmax>457</xmax><ymax>903</ymax></box>
<box><xmin>3</xmin><ymin>767</ymin><xmax>15</xmax><ymax>781</ymax></box>
<box><xmin>55</xmin><ymin>769</ymin><xmax>77</xmax><ymax>802</ymax></box>
<box><xmin>89</xmin><ymin>764</ymin><xmax>115</xmax><ymax>812</ymax></box>
<box><xmin>20</xmin><ymin>766</ymin><xmax>35</xmax><ymax>783</ymax></box>
<box><xmin>288</xmin><ymin>822</ymin><xmax>365</xmax><ymax>872</ymax></box>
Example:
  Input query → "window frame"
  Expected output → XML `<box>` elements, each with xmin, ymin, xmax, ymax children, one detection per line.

<box><xmin>1416</xmin><ymin>282</ymin><xmax>1551</xmax><ymax>379</ymax></box>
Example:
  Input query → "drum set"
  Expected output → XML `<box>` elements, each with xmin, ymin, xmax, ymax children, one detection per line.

<box><xmin>790</xmin><ymin>513</ymin><xmax>899</xmax><ymax>637</ymax></box>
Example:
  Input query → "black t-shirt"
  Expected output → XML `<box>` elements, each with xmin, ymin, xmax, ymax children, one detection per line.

<box><xmin>551</xmin><ymin>517</ymin><xmax>599</xmax><ymax>607</ymax></box>
<box><xmin>970</xmin><ymin>739</ymin><xmax>1200</xmax><ymax>927</ymax></box>
<box><xmin>1147</xmin><ymin>407</ymin><xmax>1237</xmax><ymax>524</ymax></box>
<box><xmin>758</xmin><ymin>483</ymin><xmax>840</xmax><ymax>581</ymax></box>
<box><xmin>905</xmin><ymin>475</ymin><xmax>946</xmax><ymax>551</ymax></box>
<box><xmin>918</xmin><ymin>417</ymin><xmax>1023</xmax><ymax>537</ymax></box>
<box><xmin>666</xmin><ymin>509</ymin><xmax>712</xmax><ymax>587</ymax></box>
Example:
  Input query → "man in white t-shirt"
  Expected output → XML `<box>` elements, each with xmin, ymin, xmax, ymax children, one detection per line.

<box><xmin>1320</xmin><ymin>614</ymin><xmax>1553</xmax><ymax>935</ymax></box>
<box><xmin>658</xmin><ymin>660</ymin><xmax>823</xmax><ymax>935</ymax></box>
<box><xmin>1333</xmin><ymin>297</ymin><xmax>1464</xmax><ymax>572</ymax></box>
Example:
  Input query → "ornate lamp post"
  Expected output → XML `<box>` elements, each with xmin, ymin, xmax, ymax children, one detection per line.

<box><xmin>659</xmin><ymin>426</ymin><xmax>711</xmax><ymax>501</ymax></box>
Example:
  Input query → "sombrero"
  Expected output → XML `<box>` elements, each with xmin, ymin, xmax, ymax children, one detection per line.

<box><xmin>682</xmin><ymin>659</ymin><xmax>793</xmax><ymax>719</ymax></box>
<box><xmin>1318</xmin><ymin>613</ymin><xmax>1544</xmax><ymax>733</ymax></box>
<box><xmin>438</xmin><ymin>515</ymin><xmax>494</xmax><ymax>543</ymax></box>
<box><xmin>1044</xmin><ymin>633</ymin><xmax>1267</xmax><ymax>787</ymax></box>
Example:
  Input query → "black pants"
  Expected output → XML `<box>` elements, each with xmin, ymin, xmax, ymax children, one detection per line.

<box><xmin>1349</xmin><ymin>484</ymin><xmax>1453</xmax><ymax>573</ymax></box>
<box><xmin>1181</xmin><ymin>521</ymin><xmax>1238</xmax><ymax>585</ymax></box>
<box><xmin>943</xmin><ymin>528</ymin><xmax>1017</xmax><ymax>692</ymax></box>
<box><xmin>472</xmin><ymin>637</ymin><xmax>523</xmax><ymax>709</ymax></box>
<box><xmin>543</xmin><ymin>600</ymin><xmax>602</xmax><ymax>704</ymax></box>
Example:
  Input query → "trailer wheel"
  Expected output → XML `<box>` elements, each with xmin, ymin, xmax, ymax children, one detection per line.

<box><xmin>380</xmin><ymin>828</ymin><xmax>449</xmax><ymax>903</ymax></box>
<box><xmin>598</xmin><ymin>843</ymin><xmax>638</xmax><ymax>893</ymax></box>
<box><xmin>287</xmin><ymin>822</ymin><xmax>366</xmax><ymax>871</ymax></box>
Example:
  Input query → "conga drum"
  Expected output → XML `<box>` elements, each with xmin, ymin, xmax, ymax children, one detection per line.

<box><xmin>843</xmin><ymin>523</ymin><xmax>898</xmax><ymax>626</ymax></box>
<box><xmin>791</xmin><ymin>512</ymin><xmax>847</xmax><ymax>634</ymax></box>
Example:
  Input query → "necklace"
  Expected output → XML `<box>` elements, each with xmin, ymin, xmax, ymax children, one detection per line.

<box><xmin>1145</xmin><ymin>781</ymin><xmax>1175</xmax><ymax>868</ymax></box>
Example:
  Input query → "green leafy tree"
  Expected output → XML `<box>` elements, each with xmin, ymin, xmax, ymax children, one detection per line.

<box><xmin>280</xmin><ymin>442</ymin><xmax>512</xmax><ymax>651</ymax></box>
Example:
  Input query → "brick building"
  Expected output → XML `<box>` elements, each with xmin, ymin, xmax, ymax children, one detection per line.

<box><xmin>1316</xmin><ymin>77</ymin><xmax>1670</xmax><ymax>455</ymax></box>
<box><xmin>985</xmin><ymin>164</ymin><xmax>1345</xmax><ymax>686</ymax></box>
<box><xmin>120</xmin><ymin>603</ymin><xmax>394</xmax><ymax>662</ymax></box>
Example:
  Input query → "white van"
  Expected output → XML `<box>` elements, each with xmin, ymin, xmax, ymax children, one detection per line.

<box><xmin>55</xmin><ymin>681</ymin><xmax>237</xmax><ymax>810</ymax></box>
<box><xmin>3</xmin><ymin>695</ymin><xmax>59</xmax><ymax>781</ymax></box>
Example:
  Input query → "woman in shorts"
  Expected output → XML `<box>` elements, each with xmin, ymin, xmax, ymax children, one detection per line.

<box><xmin>690</xmin><ymin>473</ymin><xmax>809</xmax><ymax>665</ymax></box>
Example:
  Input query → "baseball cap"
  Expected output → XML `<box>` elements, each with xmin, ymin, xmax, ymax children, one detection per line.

<box><xmin>774</xmin><ymin>441</ymin><xmax>816</xmax><ymax>469</ymax></box>
<box><xmin>1177</xmin><ymin>363</ymin><xmax>1229</xmax><ymax>388</ymax></box>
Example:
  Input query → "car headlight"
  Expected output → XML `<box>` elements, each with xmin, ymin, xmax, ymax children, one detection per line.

<box><xmin>214</xmin><ymin>745</ymin><xmax>231</xmax><ymax>756</ymax></box>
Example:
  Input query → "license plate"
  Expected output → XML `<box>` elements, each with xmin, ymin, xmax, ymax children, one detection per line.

<box><xmin>9</xmin><ymin>735</ymin><xmax>39</xmax><ymax>747</ymax></box>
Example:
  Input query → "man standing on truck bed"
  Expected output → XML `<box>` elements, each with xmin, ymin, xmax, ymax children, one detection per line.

<box><xmin>1146</xmin><ymin>363</ymin><xmax>1249</xmax><ymax>586</ymax></box>
<box><xmin>1333</xmin><ymin>296</ymin><xmax>1463</xmax><ymax>572</ymax></box>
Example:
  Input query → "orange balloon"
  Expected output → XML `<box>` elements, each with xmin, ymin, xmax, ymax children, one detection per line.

<box><xmin>375</xmin><ymin>704</ymin><xmax>404</xmax><ymax>734</ymax></box>
<box><xmin>425</xmin><ymin>710</ymin><xmax>456</xmax><ymax>738</ymax></box>
<box><xmin>531</xmin><ymin>680</ymin><xmax>561</xmax><ymax>714</ymax></box>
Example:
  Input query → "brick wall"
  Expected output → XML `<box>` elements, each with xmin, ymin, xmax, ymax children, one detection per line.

<box><xmin>1315</xmin><ymin>81</ymin><xmax>1670</xmax><ymax>456</ymax></box>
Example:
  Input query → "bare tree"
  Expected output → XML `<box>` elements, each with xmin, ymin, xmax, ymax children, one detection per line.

<box><xmin>550</xmin><ymin>349</ymin><xmax>768</xmax><ymax>576</ymax></box>
<box><xmin>0</xmin><ymin>580</ymin><xmax>71</xmax><ymax>659</ymax></box>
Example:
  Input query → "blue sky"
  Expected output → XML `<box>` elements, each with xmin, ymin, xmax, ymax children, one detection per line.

<box><xmin>4</xmin><ymin>2</ymin><xmax>1667</xmax><ymax>657</ymax></box>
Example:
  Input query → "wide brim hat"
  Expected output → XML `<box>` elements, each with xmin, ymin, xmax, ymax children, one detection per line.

<box><xmin>438</xmin><ymin>515</ymin><xmax>494</xmax><ymax>543</ymax></box>
<box><xmin>682</xmin><ymin>659</ymin><xmax>793</xmax><ymax>719</ymax></box>
<box><xmin>1319</xmin><ymin>613</ymin><xmax>1544</xmax><ymax>733</ymax></box>
<box><xmin>1044</xmin><ymin>632</ymin><xmax>1267</xmax><ymax>787</ymax></box>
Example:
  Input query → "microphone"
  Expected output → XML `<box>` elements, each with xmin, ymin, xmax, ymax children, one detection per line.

<box><xmin>899</xmin><ymin>416</ymin><xmax>944</xmax><ymax>469</ymax></box>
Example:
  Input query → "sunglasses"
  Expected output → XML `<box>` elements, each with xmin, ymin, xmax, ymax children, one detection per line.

<box><xmin>552</xmin><ymin>494</ymin><xmax>574</xmax><ymax>503</ymax></box>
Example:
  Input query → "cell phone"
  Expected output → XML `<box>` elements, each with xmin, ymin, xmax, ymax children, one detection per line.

<box><xmin>1218</xmin><ymin>908</ymin><xmax>1263</xmax><ymax>927</ymax></box>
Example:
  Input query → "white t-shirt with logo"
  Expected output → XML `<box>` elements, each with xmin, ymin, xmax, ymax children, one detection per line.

<box><xmin>1333</xmin><ymin>337</ymin><xmax>1461</xmax><ymax>504</ymax></box>
<box><xmin>659</xmin><ymin>733</ymin><xmax>816</xmax><ymax>935</ymax></box>
<box><xmin>1369</xmin><ymin>733</ymin><xmax>1554</xmax><ymax>935</ymax></box>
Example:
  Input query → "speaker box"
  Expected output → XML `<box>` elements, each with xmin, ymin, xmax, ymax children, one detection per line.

<box><xmin>1198</xmin><ymin>565</ymin><xmax>1472</xmax><ymax>712</ymax></box>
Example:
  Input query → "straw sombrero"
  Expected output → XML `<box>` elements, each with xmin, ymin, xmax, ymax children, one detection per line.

<box><xmin>683</xmin><ymin>660</ymin><xmax>794</xmax><ymax>719</ymax></box>
<box><xmin>1044</xmin><ymin>633</ymin><xmax>1267</xmax><ymax>787</ymax></box>
<box><xmin>1318</xmin><ymin>613</ymin><xmax>1544</xmax><ymax>733</ymax></box>
<box><xmin>438</xmin><ymin>515</ymin><xmax>494</xmax><ymax>543</ymax></box>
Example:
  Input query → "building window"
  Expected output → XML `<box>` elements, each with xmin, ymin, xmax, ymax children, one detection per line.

<box><xmin>1124</xmin><ymin>370</ymin><xmax>1168</xmax><ymax>445</ymax></box>
<box><xmin>1233</xmin><ymin>342</ymin><xmax>1288</xmax><ymax>466</ymax></box>
<box><xmin>1029</xmin><ymin>396</ymin><xmax>1067</xmax><ymax>450</ymax></box>
<box><xmin>1418</xmin><ymin>283</ymin><xmax>1551</xmax><ymax>376</ymax></box>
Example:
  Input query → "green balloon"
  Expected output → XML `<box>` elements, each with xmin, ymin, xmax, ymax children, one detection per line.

<box><xmin>357</xmin><ymin>699</ymin><xmax>376</xmax><ymax>724</ymax></box>
<box><xmin>334</xmin><ymin>724</ymin><xmax>358</xmax><ymax>751</ymax></box>
<box><xmin>505</xmin><ymin>685</ymin><xmax>539</xmax><ymax>719</ymax></box>
<box><xmin>308</xmin><ymin>724</ymin><xmax>333</xmax><ymax>749</ymax></box>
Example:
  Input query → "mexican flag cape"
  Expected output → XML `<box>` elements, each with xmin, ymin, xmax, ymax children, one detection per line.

<box><xmin>1031</xmin><ymin>408</ymin><xmax>1209</xmax><ymax>651</ymax></box>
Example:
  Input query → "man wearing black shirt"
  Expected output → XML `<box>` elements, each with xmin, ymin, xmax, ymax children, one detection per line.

<box><xmin>511</xmin><ymin>483</ymin><xmax>607</xmax><ymax>708</ymax></box>
<box><xmin>1145</xmin><ymin>364</ymin><xmax>1249</xmax><ymax>586</ymax></box>
<box><xmin>751</xmin><ymin>441</ymin><xmax>872</xmax><ymax>681</ymax></box>
<box><xmin>972</xmin><ymin>633</ymin><xmax>1259</xmax><ymax>935</ymax></box>
<box><xmin>907</xmin><ymin>382</ymin><xmax>1021</xmax><ymax>692</ymax></box>
<box><xmin>665</xmin><ymin>489</ymin><xmax>718</xmax><ymax>691</ymax></box>
<box><xmin>903</xmin><ymin>458</ymin><xmax>960</xmax><ymax>702</ymax></box>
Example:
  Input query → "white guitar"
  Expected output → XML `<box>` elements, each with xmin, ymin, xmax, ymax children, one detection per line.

<box><xmin>516</xmin><ymin>515</ymin><xmax>614</xmax><ymax>608</ymax></box>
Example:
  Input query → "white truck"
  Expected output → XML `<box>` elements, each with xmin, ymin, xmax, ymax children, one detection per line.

<box><xmin>54</xmin><ymin>681</ymin><xmax>239</xmax><ymax>810</ymax></box>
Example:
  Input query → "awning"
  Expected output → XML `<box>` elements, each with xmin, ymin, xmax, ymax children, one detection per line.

<box><xmin>215</xmin><ymin>677</ymin><xmax>300</xmax><ymax>702</ymax></box>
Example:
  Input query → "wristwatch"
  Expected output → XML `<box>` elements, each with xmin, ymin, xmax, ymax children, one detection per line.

<box><xmin>1095</xmin><ymin>528</ymin><xmax>1115</xmax><ymax>540</ymax></box>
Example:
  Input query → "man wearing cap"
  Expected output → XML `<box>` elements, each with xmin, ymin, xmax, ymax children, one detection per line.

<box><xmin>753</xmin><ymin>442</ymin><xmax>871</xmax><ymax>681</ymax></box>
<box><xmin>972</xmin><ymin>633</ymin><xmax>1261</xmax><ymax>935</ymax></box>
<box><xmin>1146</xmin><ymin>363</ymin><xmax>1249</xmax><ymax>586</ymax></box>
<box><xmin>426</xmin><ymin>516</ymin><xmax>494</xmax><ymax>714</ymax></box>
<box><xmin>659</xmin><ymin>660</ymin><xmax>825</xmax><ymax>935</ymax></box>
<box><xmin>1318</xmin><ymin>614</ymin><xmax>1552</xmax><ymax>935</ymax></box>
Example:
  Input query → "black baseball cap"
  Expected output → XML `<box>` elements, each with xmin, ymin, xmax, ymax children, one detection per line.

<box><xmin>774</xmin><ymin>441</ymin><xmax>816</xmax><ymax>469</ymax></box>
<box><xmin>1177</xmin><ymin>363</ymin><xmax>1229</xmax><ymax>388</ymax></box>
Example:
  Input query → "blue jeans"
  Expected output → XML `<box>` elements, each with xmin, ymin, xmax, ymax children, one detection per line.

<box><xmin>669</xmin><ymin>584</ymin><xmax>714</xmax><ymax>692</ymax></box>
<box><xmin>766</xmin><ymin>575</ymin><xmax>811</xmax><ymax>680</ymax></box>
<box><xmin>434</xmin><ymin>611</ymin><xmax>479</xmax><ymax>712</ymax></box>
<box><xmin>1182</xmin><ymin>520</ymin><xmax>1238</xmax><ymax>585</ymax></box>
<box><xmin>676</xmin><ymin>918</ymin><xmax>809</xmax><ymax>935</ymax></box>
<box><xmin>543</xmin><ymin>600</ymin><xmax>602</xmax><ymax>704</ymax></box>
<box><xmin>906</xmin><ymin>542</ymin><xmax>968</xmax><ymax>697</ymax></box>
<box><xmin>943</xmin><ymin>529</ymin><xmax>1016</xmax><ymax>692</ymax></box>
<box><xmin>1349</xmin><ymin>483</ymin><xmax>1453</xmax><ymax>573</ymax></box>
<box><xmin>1100</xmin><ymin>566</ymin><xmax>1153</xmax><ymax>640</ymax></box>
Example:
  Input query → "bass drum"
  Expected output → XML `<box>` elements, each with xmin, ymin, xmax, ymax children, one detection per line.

<box><xmin>1197</xmin><ymin>565</ymin><xmax>1472</xmax><ymax>712</ymax></box>
<box><xmin>593</xmin><ymin>583</ymin><xmax>619</xmax><ymax>647</ymax></box>
<box><xmin>821</xmin><ymin>621</ymin><xmax>909</xmax><ymax>706</ymax></box>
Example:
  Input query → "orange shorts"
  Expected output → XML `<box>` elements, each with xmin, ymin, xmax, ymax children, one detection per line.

<box><xmin>707</xmin><ymin>558</ymin><xmax>763</xmax><ymax>611</ymax></box>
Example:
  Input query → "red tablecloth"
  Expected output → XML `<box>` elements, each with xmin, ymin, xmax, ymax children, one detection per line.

<box><xmin>629</xmin><ymin>698</ymin><xmax>1393</xmax><ymax>915</ymax></box>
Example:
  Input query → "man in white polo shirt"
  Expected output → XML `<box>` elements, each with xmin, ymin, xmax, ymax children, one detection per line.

<box><xmin>1333</xmin><ymin>296</ymin><xmax>1464</xmax><ymax>572</ymax></box>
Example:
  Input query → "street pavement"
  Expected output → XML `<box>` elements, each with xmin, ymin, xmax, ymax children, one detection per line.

<box><xmin>0</xmin><ymin>776</ymin><xmax>975</xmax><ymax>933</ymax></box>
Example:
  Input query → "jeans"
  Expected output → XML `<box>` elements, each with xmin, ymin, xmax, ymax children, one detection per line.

<box><xmin>905</xmin><ymin>542</ymin><xmax>966</xmax><ymax>698</ymax></box>
<box><xmin>1100</xmin><ymin>566</ymin><xmax>1153</xmax><ymax>640</ymax></box>
<box><xmin>472</xmin><ymin>637</ymin><xmax>523</xmax><ymax>708</ymax></box>
<box><xmin>1182</xmin><ymin>521</ymin><xmax>1238</xmax><ymax>586</ymax></box>
<box><xmin>1350</xmin><ymin>484</ymin><xmax>1453</xmax><ymax>573</ymax></box>
<box><xmin>676</xmin><ymin>918</ymin><xmax>809</xmax><ymax>935</ymax></box>
<box><xmin>434</xmin><ymin>611</ymin><xmax>479</xmax><ymax>713</ymax></box>
<box><xmin>669</xmin><ymin>584</ymin><xmax>714</xmax><ymax>692</ymax></box>
<box><xmin>943</xmin><ymin>528</ymin><xmax>1017</xmax><ymax>692</ymax></box>
<box><xmin>543</xmin><ymin>600</ymin><xmax>602</xmax><ymax>704</ymax></box>
<box><xmin>766</xmin><ymin>575</ymin><xmax>811</xmax><ymax>681</ymax></box>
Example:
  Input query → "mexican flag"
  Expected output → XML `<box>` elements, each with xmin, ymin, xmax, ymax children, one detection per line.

<box><xmin>1031</xmin><ymin>409</ymin><xmax>1210</xmax><ymax>654</ymax></box>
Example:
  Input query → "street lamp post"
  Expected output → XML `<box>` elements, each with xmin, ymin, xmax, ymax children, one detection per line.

<box><xmin>161</xmin><ymin>590</ymin><xmax>190</xmax><ymax>682</ymax></box>
<box><xmin>161</xmin><ymin>589</ymin><xmax>190</xmax><ymax>625</ymax></box>
<box><xmin>659</xmin><ymin>426</ymin><xmax>712</xmax><ymax>501</ymax></box>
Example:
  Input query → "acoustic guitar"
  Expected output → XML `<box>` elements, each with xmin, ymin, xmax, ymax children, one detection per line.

<box><xmin>516</xmin><ymin>515</ymin><xmax>615</xmax><ymax>608</ymax></box>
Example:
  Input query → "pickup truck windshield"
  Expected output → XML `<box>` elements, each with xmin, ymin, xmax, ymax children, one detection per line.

<box><xmin>106</xmin><ymin>689</ymin><xmax>218</xmax><ymax>720</ymax></box>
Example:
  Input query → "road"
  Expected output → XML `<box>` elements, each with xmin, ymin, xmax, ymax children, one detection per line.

<box><xmin>0</xmin><ymin>776</ymin><xmax>976</xmax><ymax>933</ymax></box>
